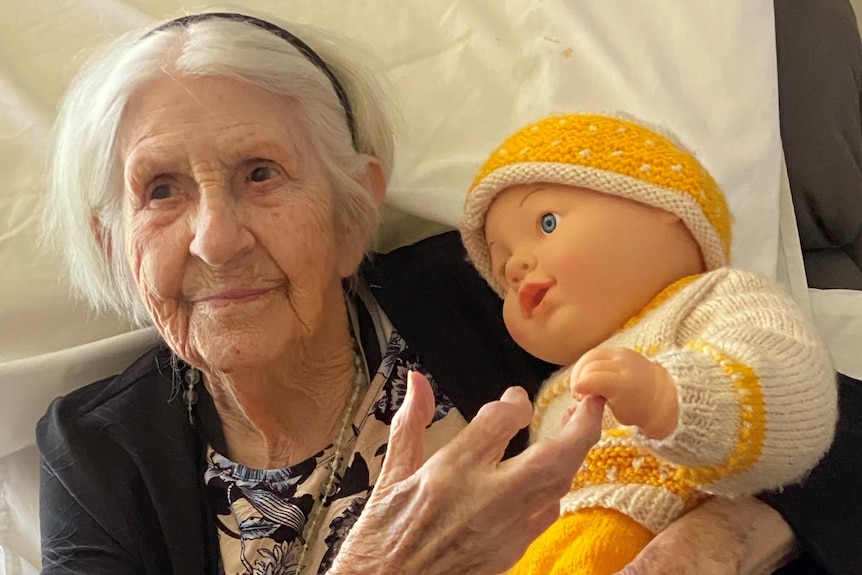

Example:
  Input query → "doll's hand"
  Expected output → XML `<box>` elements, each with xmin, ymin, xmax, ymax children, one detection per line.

<box><xmin>570</xmin><ymin>348</ymin><xmax>678</xmax><ymax>439</ymax></box>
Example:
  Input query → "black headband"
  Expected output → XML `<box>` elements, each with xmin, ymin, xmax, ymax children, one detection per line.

<box><xmin>145</xmin><ymin>12</ymin><xmax>359</xmax><ymax>149</ymax></box>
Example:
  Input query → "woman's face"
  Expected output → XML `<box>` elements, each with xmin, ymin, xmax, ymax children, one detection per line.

<box><xmin>118</xmin><ymin>75</ymin><xmax>357</xmax><ymax>371</ymax></box>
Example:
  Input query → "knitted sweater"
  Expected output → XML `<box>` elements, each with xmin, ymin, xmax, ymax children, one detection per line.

<box><xmin>531</xmin><ymin>268</ymin><xmax>838</xmax><ymax>534</ymax></box>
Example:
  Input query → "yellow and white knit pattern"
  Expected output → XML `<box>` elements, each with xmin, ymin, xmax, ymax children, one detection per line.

<box><xmin>531</xmin><ymin>268</ymin><xmax>837</xmax><ymax>535</ymax></box>
<box><xmin>460</xmin><ymin>114</ymin><xmax>731</xmax><ymax>296</ymax></box>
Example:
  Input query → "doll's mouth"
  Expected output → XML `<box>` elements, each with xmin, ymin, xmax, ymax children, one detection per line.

<box><xmin>519</xmin><ymin>281</ymin><xmax>554</xmax><ymax>317</ymax></box>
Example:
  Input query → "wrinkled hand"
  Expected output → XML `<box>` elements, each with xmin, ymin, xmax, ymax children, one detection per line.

<box><xmin>614</xmin><ymin>497</ymin><xmax>797</xmax><ymax>575</ymax></box>
<box><xmin>329</xmin><ymin>371</ymin><xmax>604</xmax><ymax>575</ymax></box>
<box><xmin>570</xmin><ymin>348</ymin><xmax>678</xmax><ymax>439</ymax></box>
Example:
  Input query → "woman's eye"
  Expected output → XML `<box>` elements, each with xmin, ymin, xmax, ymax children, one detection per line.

<box><xmin>149</xmin><ymin>183</ymin><xmax>172</xmax><ymax>201</ymax></box>
<box><xmin>540</xmin><ymin>212</ymin><xmax>560</xmax><ymax>234</ymax></box>
<box><xmin>249</xmin><ymin>166</ymin><xmax>273</xmax><ymax>183</ymax></box>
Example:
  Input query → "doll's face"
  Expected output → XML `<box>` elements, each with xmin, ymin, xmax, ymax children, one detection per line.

<box><xmin>484</xmin><ymin>183</ymin><xmax>704</xmax><ymax>365</ymax></box>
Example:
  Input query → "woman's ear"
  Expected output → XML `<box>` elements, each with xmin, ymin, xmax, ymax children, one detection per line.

<box><xmin>359</xmin><ymin>157</ymin><xmax>387</xmax><ymax>206</ymax></box>
<box><xmin>90</xmin><ymin>215</ymin><xmax>112</xmax><ymax>259</ymax></box>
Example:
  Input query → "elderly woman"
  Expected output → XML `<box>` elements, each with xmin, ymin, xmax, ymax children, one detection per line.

<box><xmin>37</xmin><ymin>6</ymin><xmax>861</xmax><ymax>575</ymax></box>
<box><xmin>37</xmin><ymin>12</ymin><xmax>602</xmax><ymax>575</ymax></box>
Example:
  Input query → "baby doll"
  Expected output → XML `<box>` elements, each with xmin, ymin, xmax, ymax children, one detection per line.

<box><xmin>459</xmin><ymin>113</ymin><xmax>838</xmax><ymax>575</ymax></box>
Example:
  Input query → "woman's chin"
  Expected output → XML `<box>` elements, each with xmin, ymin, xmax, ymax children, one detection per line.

<box><xmin>185</xmin><ymin>305</ymin><xmax>294</xmax><ymax>373</ymax></box>
<box><xmin>192</xmin><ymin>330</ymin><xmax>288</xmax><ymax>373</ymax></box>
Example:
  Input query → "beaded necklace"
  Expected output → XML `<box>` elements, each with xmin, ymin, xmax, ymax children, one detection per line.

<box><xmin>294</xmin><ymin>328</ymin><xmax>367</xmax><ymax>572</ymax></box>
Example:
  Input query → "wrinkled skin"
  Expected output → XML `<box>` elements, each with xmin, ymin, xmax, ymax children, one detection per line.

<box><xmin>615</xmin><ymin>497</ymin><xmax>796</xmax><ymax>575</ymax></box>
<box><xmin>330</xmin><ymin>372</ymin><xmax>605</xmax><ymax>575</ymax></box>
<box><xmin>118</xmin><ymin>74</ymin><xmax>383</xmax><ymax>467</ymax></box>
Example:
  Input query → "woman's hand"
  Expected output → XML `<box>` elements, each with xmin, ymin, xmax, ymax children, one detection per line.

<box><xmin>614</xmin><ymin>497</ymin><xmax>798</xmax><ymax>575</ymax></box>
<box><xmin>329</xmin><ymin>371</ymin><xmax>604</xmax><ymax>575</ymax></box>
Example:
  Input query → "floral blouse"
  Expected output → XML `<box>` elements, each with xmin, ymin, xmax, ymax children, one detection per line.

<box><xmin>204</xmin><ymin>323</ymin><xmax>467</xmax><ymax>575</ymax></box>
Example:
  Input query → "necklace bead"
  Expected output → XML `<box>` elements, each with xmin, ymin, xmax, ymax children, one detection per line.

<box><xmin>184</xmin><ymin>368</ymin><xmax>200</xmax><ymax>386</ymax></box>
<box><xmin>182</xmin><ymin>387</ymin><xmax>198</xmax><ymax>406</ymax></box>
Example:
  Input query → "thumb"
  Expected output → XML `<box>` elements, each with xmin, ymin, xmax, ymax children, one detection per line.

<box><xmin>377</xmin><ymin>370</ymin><xmax>436</xmax><ymax>488</ymax></box>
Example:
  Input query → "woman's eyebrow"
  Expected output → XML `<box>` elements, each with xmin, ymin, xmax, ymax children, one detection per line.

<box><xmin>225</xmin><ymin>137</ymin><xmax>293</xmax><ymax>161</ymax></box>
<box><xmin>124</xmin><ymin>147</ymin><xmax>181</xmax><ymax>181</ymax></box>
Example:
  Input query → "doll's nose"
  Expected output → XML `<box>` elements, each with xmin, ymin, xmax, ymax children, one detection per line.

<box><xmin>504</xmin><ymin>252</ymin><xmax>536</xmax><ymax>287</ymax></box>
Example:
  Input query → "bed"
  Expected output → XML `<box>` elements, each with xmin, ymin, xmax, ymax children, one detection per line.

<box><xmin>1</xmin><ymin>1</ymin><xmax>861</xmax><ymax>573</ymax></box>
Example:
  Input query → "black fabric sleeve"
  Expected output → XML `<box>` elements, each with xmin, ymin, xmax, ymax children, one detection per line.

<box><xmin>761</xmin><ymin>374</ymin><xmax>862</xmax><ymax>575</ymax></box>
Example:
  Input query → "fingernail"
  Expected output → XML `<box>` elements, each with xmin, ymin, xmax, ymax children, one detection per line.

<box><xmin>588</xmin><ymin>395</ymin><xmax>607</xmax><ymax>413</ymax></box>
<box><xmin>406</xmin><ymin>369</ymin><xmax>415</xmax><ymax>394</ymax></box>
<box><xmin>568</xmin><ymin>395</ymin><xmax>604</xmax><ymax>422</ymax></box>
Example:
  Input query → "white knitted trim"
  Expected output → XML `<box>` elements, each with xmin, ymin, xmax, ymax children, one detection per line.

<box><xmin>560</xmin><ymin>482</ymin><xmax>686</xmax><ymax>535</ymax></box>
<box><xmin>460</xmin><ymin>162</ymin><xmax>728</xmax><ymax>295</ymax></box>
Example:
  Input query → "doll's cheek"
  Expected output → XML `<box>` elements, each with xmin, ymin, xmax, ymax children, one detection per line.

<box><xmin>503</xmin><ymin>304</ymin><xmax>530</xmax><ymax>345</ymax></box>
<box><xmin>556</xmin><ymin>252</ymin><xmax>580</xmax><ymax>276</ymax></box>
<box><xmin>502</xmin><ymin>306</ymin><xmax>522</xmax><ymax>339</ymax></box>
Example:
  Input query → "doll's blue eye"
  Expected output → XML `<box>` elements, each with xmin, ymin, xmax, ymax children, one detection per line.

<box><xmin>540</xmin><ymin>213</ymin><xmax>559</xmax><ymax>234</ymax></box>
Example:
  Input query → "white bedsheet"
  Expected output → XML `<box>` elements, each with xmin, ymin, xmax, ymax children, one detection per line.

<box><xmin>1</xmin><ymin>1</ymin><xmax>841</xmax><ymax>573</ymax></box>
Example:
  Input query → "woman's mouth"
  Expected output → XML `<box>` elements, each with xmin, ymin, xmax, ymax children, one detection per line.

<box><xmin>195</xmin><ymin>287</ymin><xmax>278</xmax><ymax>308</ymax></box>
<box><xmin>518</xmin><ymin>281</ymin><xmax>554</xmax><ymax>317</ymax></box>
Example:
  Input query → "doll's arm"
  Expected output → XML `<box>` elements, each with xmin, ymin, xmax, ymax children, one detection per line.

<box><xmin>570</xmin><ymin>347</ymin><xmax>679</xmax><ymax>440</ymax></box>
<box><xmin>632</xmin><ymin>270</ymin><xmax>837</xmax><ymax>497</ymax></box>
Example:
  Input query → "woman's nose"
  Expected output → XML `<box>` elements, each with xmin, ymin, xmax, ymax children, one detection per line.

<box><xmin>504</xmin><ymin>251</ymin><xmax>536</xmax><ymax>287</ymax></box>
<box><xmin>189</xmin><ymin>189</ymin><xmax>254</xmax><ymax>267</ymax></box>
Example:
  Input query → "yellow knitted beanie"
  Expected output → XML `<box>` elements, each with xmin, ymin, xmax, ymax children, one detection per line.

<box><xmin>460</xmin><ymin>114</ymin><xmax>731</xmax><ymax>294</ymax></box>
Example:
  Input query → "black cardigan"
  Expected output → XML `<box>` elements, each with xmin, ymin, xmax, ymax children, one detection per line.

<box><xmin>37</xmin><ymin>231</ymin><xmax>861</xmax><ymax>575</ymax></box>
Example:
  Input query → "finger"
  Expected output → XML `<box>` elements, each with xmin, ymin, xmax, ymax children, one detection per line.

<box><xmin>450</xmin><ymin>386</ymin><xmax>533</xmax><ymax>465</ymax></box>
<box><xmin>574</xmin><ymin>358</ymin><xmax>624</xmax><ymax>379</ymax></box>
<box><xmin>560</xmin><ymin>405</ymin><xmax>578</xmax><ymax>427</ymax></box>
<box><xmin>502</xmin><ymin>395</ymin><xmax>605</xmax><ymax>502</ymax></box>
<box><xmin>554</xmin><ymin>395</ymin><xmax>605</xmax><ymax>465</ymax></box>
<box><xmin>568</xmin><ymin>351</ymin><xmax>594</xmax><ymax>388</ymax></box>
<box><xmin>499</xmin><ymin>385</ymin><xmax>534</xmax><ymax>415</ymax></box>
<box><xmin>569</xmin><ymin>355</ymin><xmax>621</xmax><ymax>397</ymax></box>
<box><xmin>569</xmin><ymin>347</ymin><xmax>618</xmax><ymax>381</ymax></box>
<box><xmin>377</xmin><ymin>370</ymin><xmax>436</xmax><ymax>488</ymax></box>
<box><xmin>571</xmin><ymin>368</ymin><xmax>626</xmax><ymax>399</ymax></box>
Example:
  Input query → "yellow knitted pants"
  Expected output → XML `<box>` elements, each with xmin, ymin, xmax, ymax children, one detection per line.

<box><xmin>506</xmin><ymin>508</ymin><xmax>654</xmax><ymax>575</ymax></box>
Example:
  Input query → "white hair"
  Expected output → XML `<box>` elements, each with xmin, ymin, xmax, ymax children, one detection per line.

<box><xmin>43</xmin><ymin>13</ymin><xmax>395</xmax><ymax>325</ymax></box>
